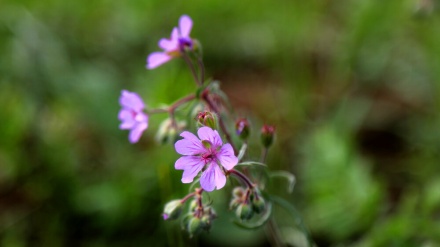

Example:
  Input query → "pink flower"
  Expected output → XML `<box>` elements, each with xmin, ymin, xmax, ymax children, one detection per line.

<box><xmin>174</xmin><ymin>127</ymin><xmax>238</xmax><ymax>192</ymax></box>
<box><xmin>118</xmin><ymin>90</ymin><xmax>149</xmax><ymax>143</ymax></box>
<box><xmin>146</xmin><ymin>15</ymin><xmax>193</xmax><ymax>69</ymax></box>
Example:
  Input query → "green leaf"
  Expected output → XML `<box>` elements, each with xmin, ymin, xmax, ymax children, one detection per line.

<box><xmin>232</xmin><ymin>200</ymin><xmax>273</xmax><ymax>229</ymax></box>
<box><xmin>237</xmin><ymin>161</ymin><xmax>268</xmax><ymax>168</ymax></box>
<box><xmin>270</xmin><ymin>171</ymin><xmax>296</xmax><ymax>193</ymax></box>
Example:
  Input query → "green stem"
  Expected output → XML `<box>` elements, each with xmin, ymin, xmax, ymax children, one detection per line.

<box><xmin>198</xmin><ymin>57</ymin><xmax>205</xmax><ymax>84</ymax></box>
<box><xmin>182</xmin><ymin>51</ymin><xmax>201</xmax><ymax>87</ymax></box>
<box><xmin>260</xmin><ymin>147</ymin><xmax>268</xmax><ymax>163</ymax></box>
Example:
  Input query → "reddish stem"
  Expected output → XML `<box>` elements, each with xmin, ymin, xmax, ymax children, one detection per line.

<box><xmin>180</xmin><ymin>192</ymin><xmax>196</xmax><ymax>203</ymax></box>
<box><xmin>201</xmin><ymin>91</ymin><xmax>237</xmax><ymax>154</ymax></box>
<box><xmin>228</xmin><ymin>169</ymin><xmax>254</xmax><ymax>189</ymax></box>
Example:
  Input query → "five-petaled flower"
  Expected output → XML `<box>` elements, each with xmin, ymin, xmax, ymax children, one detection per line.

<box><xmin>174</xmin><ymin>127</ymin><xmax>238</xmax><ymax>191</ymax></box>
<box><xmin>118</xmin><ymin>90</ymin><xmax>149</xmax><ymax>143</ymax></box>
<box><xmin>147</xmin><ymin>15</ymin><xmax>193</xmax><ymax>69</ymax></box>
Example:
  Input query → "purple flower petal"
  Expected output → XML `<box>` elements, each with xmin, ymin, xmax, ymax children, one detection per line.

<box><xmin>159</xmin><ymin>38</ymin><xmax>176</xmax><ymax>51</ymax></box>
<box><xmin>200</xmin><ymin>163</ymin><xmax>226</xmax><ymax>192</ymax></box>
<box><xmin>118</xmin><ymin>109</ymin><xmax>135</xmax><ymax>129</ymax></box>
<box><xmin>197</xmin><ymin>127</ymin><xmax>222</xmax><ymax>148</ymax></box>
<box><xmin>119</xmin><ymin>115</ymin><xmax>136</xmax><ymax>129</ymax></box>
<box><xmin>146</xmin><ymin>52</ymin><xmax>172</xmax><ymax>69</ymax></box>
<box><xmin>170</xmin><ymin>27</ymin><xmax>179</xmax><ymax>42</ymax></box>
<box><xmin>175</xmin><ymin>156</ymin><xmax>204</xmax><ymax>183</ymax></box>
<box><xmin>175</xmin><ymin>155</ymin><xmax>202</xmax><ymax>169</ymax></box>
<box><xmin>175</xmin><ymin>131</ymin><xmax>205</xmax><ymax>155</ymax></box>
<box><xmin>120</xmin><ymin>90</ymin><xmax>145</xmax><ymax>111</ymax></box>
<box><xmin>179</xmin><ymin>15</ymin><xmax>192</xmax><ymax>37</ymax></box>
<box><xmin>129</xmin><ymin>122</ymin><xmax>148</xmax><ymax>143</ymax></box>
<box><xmin>135</xmin><ymin>112</ymin><xmax>148</xmax><ymax>122</ymax></box>
<box><xmin>217</xmin><ymin>143</ymin><xmax>238</xmax><ymax>170</ymax></box>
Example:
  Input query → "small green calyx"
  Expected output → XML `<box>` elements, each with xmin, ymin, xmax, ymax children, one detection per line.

<box><xmin>188</xmin><ymin>217</ymin><xmax>203</xmax><ymax>237</ymax></box>
<box><xmin>202</xmin><ymin>140</ymin><xmax>212</xmax><ymax>149</ymax></box>
<box><xmin>236</xmin><ymin>203</ymin><xmax>254</xmax><ymax>221</ymax></box>
<box><xmin>252</xmin><ymin>196</ymin><xmax>266</xmax><ymax>214</ymax></box>
<box><xmin>196</xmin><ymin>111</ymin><xmax>218</xmax><ymax>130</ymax></box>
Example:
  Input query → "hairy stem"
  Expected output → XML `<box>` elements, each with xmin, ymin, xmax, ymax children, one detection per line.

<box><xmin>198</xmin><ymin>57</ymin><xmax>205</xmax><ymax>84</ymax></box>
<box><xmin>260</xmin><ymin>147</ymin><xmax>268</xmax><ymax>163</ymax></box>
<box><xmin>182</xmin><ymin>52</ymin><xmax>201</xmax><ymax>87</ymax></box>
<box><xmin>180</xmin><ymin>192</ymin><xmax>196</xmax><ymax>203</ymax></box>
<box><xmin>201</xmin><ymin>91</ymin><xmax>237</xmax><ymax>154</ymax></box>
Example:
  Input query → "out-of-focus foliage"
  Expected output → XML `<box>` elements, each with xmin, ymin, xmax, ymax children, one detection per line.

<box><xmin>1</xmin><ymin>0</ymin><xmax>440</xmax><ymax>246</ymax></box>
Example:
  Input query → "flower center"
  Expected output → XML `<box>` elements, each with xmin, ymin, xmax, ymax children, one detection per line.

<box><xmin>201</xmin><ymin>151</ymin><xmax>216</xmax><ymax>164</ymax></box>
<box><xmin>178</xmin><ymin>37</ymin><xmax>193</xmax><ymax>50</ymax></box>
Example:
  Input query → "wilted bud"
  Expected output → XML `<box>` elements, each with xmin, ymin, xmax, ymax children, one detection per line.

<box><xmin>188</xmin><ymin>217</ymin><xmax>203</xmax><ymax>237</ymax></box>
<box><xmin>162</xmin><ymin>200</ymin><xmax>183</xmax><ymax>220</ymax></box>
<box><xmin>235</xmin><ymin>118</ymin><xmax>250</xmax><ymax>140</ymax></box>
<box><xmin>261</xmin><ymin>125</ymin><xmax>275</xmax><ymax>148</ymax></box>
<box><xmin>235</xmin><ymin>203</ymin><xmax>254</xmax><ymax>221</ymax></box>
<box><xmin>197</xmin><ymin>111</ymin><xmax>218</xmax><ymax>129</ymax></box>
<box><xmin>232</xmin><ymin>187</ymin><xmax>245</xmax><ymax>198</ymax></box>
<box><xmin>156</xmin><ymin>118</ymin><xmax>186</xmax><ymax>144</ymax></box>
<box><xmin>252</xmin><ymin>195</ymin><xmax>266</xmax><ymax>214</ymax></box>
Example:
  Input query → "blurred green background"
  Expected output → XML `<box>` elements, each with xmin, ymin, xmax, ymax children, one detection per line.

<box><xmin>1</xmin><ymin>0</ymin><xmax>440</xmax><ymax>246</ymax></box>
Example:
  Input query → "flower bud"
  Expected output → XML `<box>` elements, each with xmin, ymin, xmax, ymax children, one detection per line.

<box><xmin>261</xmin><ymin>125</ymin><xmax>275</xmax><ymax>148</ymax></box>
<box><xmin>162</xmin><ymin>200</ymin><xmax>183</xmax><ymax>220</ymax></box>
<box><xmin>200</xmin><ymin>215</ymin><xmax>211</xmax><ymax>231</ymax></box>
<box><xmin>204</xmin><ymin>207</ymin><xmax>217</xmax><ymax>220</ymax></box>
<box><xmin>196</xmin><ymin>111</ymin><xmax>218</xmax><ymax>130</ymax></box>
<box><xmin>188</xmin><ymin>217</ymin><xmax>203</xmax><ymax>237</ymax></box>
<box><xmin>252</xmin><ymin>195</ymin><xmax>266</xmax><ymax>214</ymax></box>
<box><xmin>235</xmin><ymin>203</ymin><xmax>254</xmax><ymax>221</ymax></box>
<box><xmin>235</xmin><ymin>118</ymin><xmax>250</xmax><ymax>140</ymax></box>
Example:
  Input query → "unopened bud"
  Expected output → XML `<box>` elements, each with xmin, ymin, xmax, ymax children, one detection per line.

<box><xmin>200</xmin><ymin>215</ymin><xmax>211</xmax><ymax>231</ymax></box>
<box><xmin>236</xmin><ymin>203</ymin><xmax>254</xmax><ymax>221</ymax></box>
<box><xmin>235</xmin><ymin>118</ymin><xmax>250</xmax><ymax>140</ymax></box>
<box><xmin>189</xmin><ymin>200</ymin><xmax>198</xmax><ymax>212</ymax></box>
<box><xmin>204</xmin><ymin>207</ymin><xmax>217</xmax><ymax>220</ymax></box>
<box><xmin>162</xmin><ymin>200</ymin><xmax>183</xmax><ymax>220</ymax></box>
<box><xmin>252</xmin><ymin>195</ymin><xmax>266</xmax><ymax>214</ymax></box>
<box><xmin>261</xmin><ymin>125</ymin><xmax>275</xmax><ymax>148</ymax></box>
<box><xmin>188</xmin><ymin>217</ymin><xmax>203</xmax><ymax>237</ymax></box>
<box><xmin>196</xmin><ymin>111</ymin><xmax>218</xmax><ymax>129</ymax></box>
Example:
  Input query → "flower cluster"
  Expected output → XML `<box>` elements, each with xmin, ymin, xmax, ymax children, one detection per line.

<box><xmin>117</xmin><ymin>15</ymin><xmax>298</xmax><ymax>242</ymax></box>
